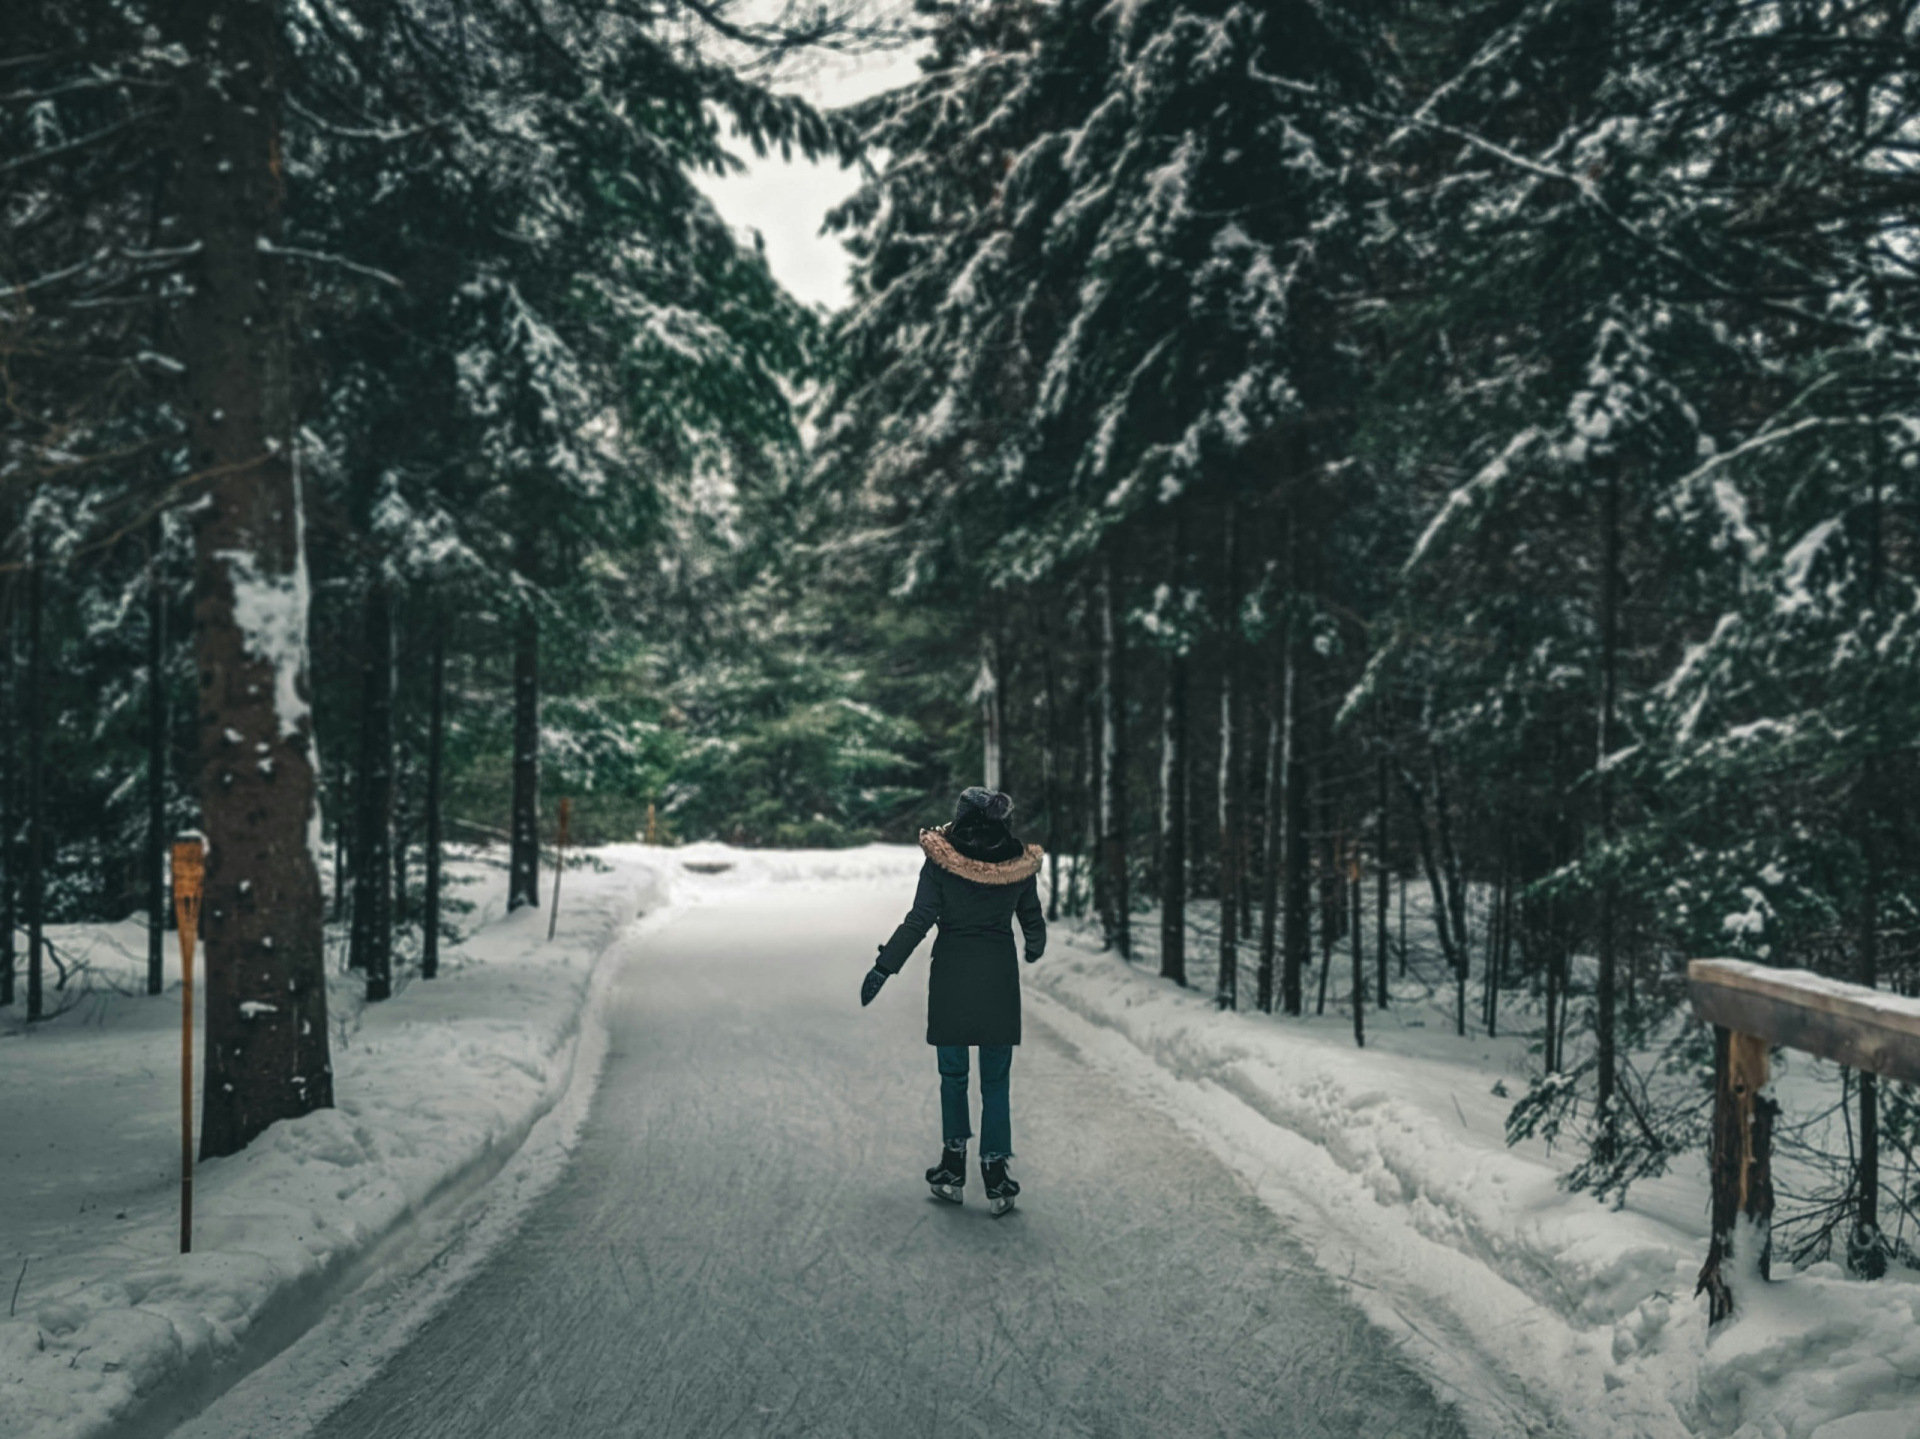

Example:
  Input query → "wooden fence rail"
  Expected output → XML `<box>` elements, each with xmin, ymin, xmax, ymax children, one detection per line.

<box><xmin>1687</xmin><ymin>959</ymin><xmax>1920</xmax><ymax>1322</ymax></box>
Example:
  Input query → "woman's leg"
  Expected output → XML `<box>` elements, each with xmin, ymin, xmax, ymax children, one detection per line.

<box><xmin>978</xmin><ymin>1045</ymin><xmax>1013</xmax><ymax>1159</ymax></box>
<box><xmin>936</xmin><ymin>1045</ymin><xmax>972</xmax><ymax>1146</ymax></box>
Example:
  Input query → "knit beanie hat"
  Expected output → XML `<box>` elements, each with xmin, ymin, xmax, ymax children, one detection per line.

<box><xmin>955</xmin><ymin>786</ymin><xmax>1014</xmax><ymax>824</ymax></box>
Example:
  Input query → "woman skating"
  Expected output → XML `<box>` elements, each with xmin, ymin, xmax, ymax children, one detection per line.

<box><xmin>859</xmin><ymin>787</ymin><xmax>1046</xmax><ymax>1215</ymax></box>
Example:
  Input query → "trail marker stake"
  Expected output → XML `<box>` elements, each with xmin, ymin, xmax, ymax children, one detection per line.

<box><xmin>547</xmin><ymin>798</ymin><xmax>571</xmax><ymax>942</ymax></box>
<box><xmin>171</xmin><ymin>838</ymin><xmax>205</xmax><ymax>1255</ymax></box>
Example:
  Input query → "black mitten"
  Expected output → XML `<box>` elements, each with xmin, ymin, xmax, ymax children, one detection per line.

<box><xmin>860</xmin><ymin>965</ymin><xmax>889</xmax><ymax>1007</ymax></box>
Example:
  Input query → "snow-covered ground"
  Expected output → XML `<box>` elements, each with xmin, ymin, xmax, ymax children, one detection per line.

<box><xmin>5</xmin><ymin>842</ymin><xmax>1916</xmax><ymax>1439</ymax></box>
<box><xmin>1</xmin><ymin>847</ymin><xmax>672</xmax><ymax>1439</ymax></box>
<box><xmin>1031</xmin><ymin>886</ymin><xmax>1920</xmax><ymax>1439</ymax></box>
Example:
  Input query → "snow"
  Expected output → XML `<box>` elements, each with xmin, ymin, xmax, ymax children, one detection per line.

<box><xmin>1025</xmin><ymin>881</ymin><xmax>1920</xmax><ymax>1439</ymax></box>
<box><xmin>7</xmin><ymin>844</ymin><xmax>1916</xmax><ymax>1439</ymax></box>
<box><xmin>0</xmin><ymin>847</ymin><xmax>670</xmax><ymax>1439</ymax></box>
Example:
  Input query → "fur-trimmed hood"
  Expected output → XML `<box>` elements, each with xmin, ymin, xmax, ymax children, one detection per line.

<box><xmin>920</xmin><ymin>826</ymin><xmax>1044</xmax><ymax>886</ymax></box>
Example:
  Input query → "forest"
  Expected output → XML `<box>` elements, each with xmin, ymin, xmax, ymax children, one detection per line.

<box><xmin>4</xmin><ymin>0</ymin><xmax>1918</xmax><ymax>1291</ymax></box>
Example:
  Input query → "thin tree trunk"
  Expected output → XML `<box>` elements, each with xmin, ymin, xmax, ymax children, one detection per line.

<box><xmin>356</xmin><ymin>580</ymin><xmax>394</xmax><ymax>1002</ymax></box>
<box><xmin>148</xmin><ymin>516</ymin><xmax>168</xmax><ymax>996</ymax></box>
<box><xmin>1216</xmin><ymin>501</ymin><xmax>1239</xmax><ymax>1009</ymax></box>
<box><xmin>1040</xmin><ymin>617</ymin><xmax>1061</xmax><ymax>923</ymax></box>
<box><xmin>976</xmin><ymin>635</ymin><xmax>1002</xmax><ymax>790</ymax></box>
<box><xmin>1316</xmin><ymin>798</ymin><xmax>1335</xmax><ymax>1017</ymax></box>
<box><xmin>422</xmin><ymin>610</ymin><xmax>446</xmax><ymax>980</ymax></box>
<box><xmin>1855</xmin><ymin>473</ymin><xmax>1886</xmax><ymax>1276</ymax></box>
<box><xmin>24</xmin><ymin>537</ymin><xmax>43</xmax><ymax>1023</ymax></box>
<box><xmin>1281</xmin><ymin>689</ymin><xmax>1310</xmax><ymax>1017</ymax></box>
<box><xmin>1375</xmin><ymin>753</ymin><xmax>1389</xmax><ymax>1009</ymax></box>
<box><xmin>1099</xmin><ymin>549</ymin><xmax>1130</xmax><ymax>958</ymax></box>
<box><xmin>1351</xmin><ymin>838</ymin><xmax>1365</xmax><ymax>1046</ymax></box>
<box><xmin>1280</xmin><ymin>516</ymin><xmax>1309</xmax><ymax>1016</ymax></box>
<box><xmin>508</xmin><ymin>587</ymin><xmax>541</xmax><ymax>912</ymax></box>
<box><xmin>1257</xmin><ymin>682</ymin><xmax>1280</xmax><ymax>1013</ymax></box>
<box><xmin>1082</xmin><ymin>648</ymin><xmax>1100</xmax><ymax>922</ymax></box>
<box><xmin>1217</xmin><ymin>660</ymin><xmax>1238</xmax><ymax>1009</ymax></box>
<box><xmin>172</xmin><ymin>0</ymin><xmax>333</xmax><ymax>1156</ymax></box>
<box><xmin>1160</xmin><ymin>639</ymin><xmax>1188</xmax><ymax>986</ymax></box>
<box><xmin>1595</xmin><ymin>465</ymin><xmax>1621</xmax><ymax>1149</ymax></box>
<box><xmin>1402</xmin><ymin>768</ymin><xmax>1464</xmax><ymax>978</ymax></box>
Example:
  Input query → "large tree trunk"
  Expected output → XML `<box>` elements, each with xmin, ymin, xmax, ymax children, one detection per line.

<box><xmin>147</xmin><ymin>517</ymin><xmax>168</xmax><ymax>996</ymax></box>
<box><xmin>172</xmin><ymin>0</ymin><xmax>333</xmax><ymax>1158</ymax></box>
<box><xmin>0</xmin><ymin>565</ymin><xmax>12</xmax><ymax>1010</ymax></box>
<box><xmin>24</xmin><ymin>538</ymin><xmax>42</xmax><ymax>1023</ymax></box>
<box><xmin>508</xmin><ymin>591</ymin><xmax>541</xmax><ymax>912</ymax></box>
<box><xmin>422</xmin><ymin>610</ymin><xmax>446</xmax><ymax>980</ymax></box>
<box><xmin>354</xmin><ymin>579</ymin><xmax>395</xmax><ymax>1002</ymax></box>
<box><xmin>1099</xmin><ymin>549</ymin><xmax>1130</xmax><ymax>957</ymax></box>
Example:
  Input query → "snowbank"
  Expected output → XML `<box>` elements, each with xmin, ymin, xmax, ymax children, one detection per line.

<box><xmin>1026</xmin><ymin>913</ymin><xmax>1920</xmax><ymax>1439</ymax></box>
<box><xmin>0</xmin><ymin>846</ymin><xmax>667</xmax><ymax>1439</ymax></box>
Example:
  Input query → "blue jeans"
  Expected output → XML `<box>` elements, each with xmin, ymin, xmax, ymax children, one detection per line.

<box><xmin>937</xmin><ymin>1045</ymin><xmax>1013</xmax><ymax>1160</ymax></box>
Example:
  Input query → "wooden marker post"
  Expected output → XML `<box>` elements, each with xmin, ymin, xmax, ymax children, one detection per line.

<box><xmin>171</xmin><ymin>838</ymin><xmax>205</xmax><ymax>1255</ymax></box>
<box><xmin>547</xmin><ymin>798</ymin><xmax>571</xmax><ymax>942</ymax></box>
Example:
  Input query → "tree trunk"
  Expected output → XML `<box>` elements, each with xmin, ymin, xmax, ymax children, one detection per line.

<box><xmin>1040</xmin><ymin>618</ymin><xmax>1061</xmax><ymax>923</ymax></box>
<box><xmin>508</xmin><ymin>591</ymin><xmax>541</xmax><ymax>912</ymax></box>
<box><xmin>1279</xmin><ymin>517</ymin><xmax>1310</xmax><ymax>1017</ymax></box>
<box><xmin>977</xmin><ymin>636</ymin><xmax>1002</xmax><ymax>791</ymax></box>
<box><xmin>148</xmin><ymin>517</ymin><xmax>168</xmax><ymax>996</ymax></box>
<box><xmin>24</xmin><ymin>538</ymin><xmax>43</xmax><ymax>1023</ymax></box>
<box><xmin>1217</xmin><ymin>660</ymin><xmax>1238</xmax><ymax>1009</ymax></box>
<box><xmin>1595</xmin><ymin>465</ymin><xmax>1621</xmax><ymax>1150</ymax></box>
<box><xmin>1375</xmin><ymin>754</ymin><xmax>1389</xmax><ymax>1009</ymax></box>
<box><xmin>1854</xmin><ymin>474</ymin><xmax>1886</xmax><ymax>1277</ymax></box>
<box><xmin>1350</xmin><ymin>838</ymin><xmax>1365</xmax><ymax>1046</ymax></box>
<box><xmin>1257</xmin><ymin>684</ymin><xmax>1280</xmax><ymax>1013</ymax></box>
<box><xmin>1160</xmin><ymin>641</ymin><xmax>1188</xmax><ymax>986</ymax></box>
<box><xmin>1081</xmin><ymin>648</ymin><xmax>1100</xmax><ymax>923</ymax></box>
<box><xmin>1315</xmin><ymin>785</ymin><xmax>1339</xmax><ymax>1015</ymax></box>
<box><xmin>422</xmin><ymin>610</ymin><xmax>446</xmax><ymax>980</ymax></box>
<box><xmin>1099</xmin><ymin>549</ymin><xmax>1130</xmax><ymax>958</ymax></box>
<box><xmin>0</xmin><ymin>568</ymin><xmax>12</xmax><ymax>1010</ymax></box>
<box><xmin>356</xmin><ymin>580</ymin><xmax>394</xmax><ymax>1002</ymax></box>
<box><xmin>1216</xmin><ymin>498</ymin><xmax>1240</xmax><ymax>1009</ymax></box>
<box><xmin>172</xmin><ymin>0</ymin><xmax>333</xmax><ymax>1157</ymax></box>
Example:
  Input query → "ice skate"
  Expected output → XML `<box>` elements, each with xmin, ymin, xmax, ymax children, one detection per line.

<box><xmin>927</xmin><ymin>1143</ymin><xmax>967</xmax><ymax>1204</ymax></box>
<box><xmin>982</xmin><ymin>1157</ymin><xmax>1020</xmax><ymax>1217</ymax></box>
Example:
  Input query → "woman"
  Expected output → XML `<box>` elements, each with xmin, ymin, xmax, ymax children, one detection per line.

<box><xmin>860</xmin><ymin>786</ymin><xmax>1046</xmax><ymax>1215</ymax></box>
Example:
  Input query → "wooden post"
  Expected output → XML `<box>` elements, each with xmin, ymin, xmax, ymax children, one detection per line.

<box><xmin>645</xmin><ymin>801</ymin><xmax>658</xmax><ymax>847</ymax></box>
<box><xmin>172</xmin><ymin>838</ymin><xmax>205</xmax><ymax>1255</ymax></box>
<box><xmin>1696</xmin><ymin>1027</ymin><xmax>1774</xmax><ymax>1323</ymax></box>
<box><xmin>547</xmin><ymin>798</ymin><xmax>571</xmax><ymax>942</ymax></box>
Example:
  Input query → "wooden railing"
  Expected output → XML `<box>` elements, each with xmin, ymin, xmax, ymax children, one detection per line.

<box><xmin>1687</xmin><ymin>958</ymin><xmax>1920</xmax><ymax>1322</ymax></box>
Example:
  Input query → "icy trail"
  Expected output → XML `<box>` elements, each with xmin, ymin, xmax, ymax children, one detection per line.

<box><xmin>196</xmin><ymin>863</ymin><xmax>1466</xmax><ymax>1439</ymax></box>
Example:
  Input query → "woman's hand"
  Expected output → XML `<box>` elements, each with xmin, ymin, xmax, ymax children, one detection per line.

<box><xmin>860</xmin><ymin>965</ymin><xmax>889</xmax><ymax>1007</ymax></box>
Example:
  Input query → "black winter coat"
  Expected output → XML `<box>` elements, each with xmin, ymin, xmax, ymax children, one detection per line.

<box><xmin>874</xmin><ymin>823</ymin><xmax>1047</xmax><ymax>1046</ymax></box>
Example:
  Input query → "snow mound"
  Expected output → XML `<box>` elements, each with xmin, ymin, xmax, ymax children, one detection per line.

<box><xmin>0</xmin><ymin>850</ymin><xmax>665</xmax><ymax>1439</ymax></box>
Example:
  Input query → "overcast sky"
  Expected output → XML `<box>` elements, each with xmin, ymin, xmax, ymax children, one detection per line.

<box><xmin>692</xmin><ymin>46</ymin><xmax>926</xmax><ymax>312</ymax></box>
